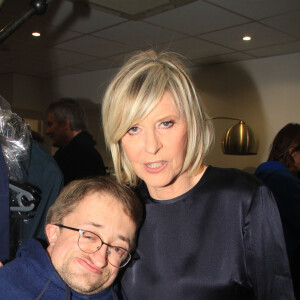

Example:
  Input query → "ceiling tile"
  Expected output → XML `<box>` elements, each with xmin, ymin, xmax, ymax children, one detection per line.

<box><xmin>92</xmin><ymin>21</ymin><xmax>186</xmax><ymax>47</ymax></box>
<box><xmin>55</xmin><ymin>35</ymin><xmax>136</xmax><ymax>58</ymax></box>
<box><xmin>0</xmin><ymin>51</ymin><xmax>14</xmax><ymax>64</ymax></box>
<box><xmin>199</xmin><ymin>22</ymin><xmax>296</xmax><ymax>51</ymax></box>
<box><xmin>0</xmin><ymin>1</ymin><xmax>29</xmax><ymax>17</ymax></box>
<box><xmin>194</xmin><ymin>51</ymin><xmax>254</xmax><ymax>64</ymax></box>
<box><xmin>159</xmin><ymin>37</ymin><xmax>232</xmax><ymax>60</ymax></box>
<box><xmin>144</xmin><ymin>0</ymin><xmax>249</xmax><ymax>35</ymax></box>
<box><xmin>261</xmin><ymin>10</ymin><xmax>300</xmax><ymax>38</ymax></box>
<box><xmin>43</xmin><ymin>66</ymin><xmax>89</xmax><ymax>78</ymax></box>
<box><xmin>0</xmin><ymin>14</ymin><xmax>16</xmax><ymax>28</ymax></box>
<box><xmin>2</xmin><ymin>18</ymin><xmax>82</xmax><ymax>47</ymax></box>
<box><xmin>75</xmin><ymin>58</ymin><xmax>117</xmax><ymax>71</ymax></box>
<box><xmin>89</xmin><ymin>0</ymin><xmax>170</xmax><ymax>16</ymax></box>
<box><xmin>1</xmin><ymin>0</ymin><xmax>300</xmax><ymax>78</ymax></box>
<box><xmin>205</xmin><ymin>0</ymin><xmax>300</xmax><ymax>20</ymax></box>
<box><xmin>42</xmin><ymin>1</ymin><xmax>126</xmax><ymax>34</ymax></box>
<box><xmin>245</xmin><ymin>41</ymin><xmax>300</xmax><ymax>57</ymax></box>
<box><xmin>0</xmin><ymin>36</ymin><xmax>37</xmax><ymax>55</ymax></box>
<box><xmin>30</xmin><ymin>48</ymin><xmax>97</xmax><ymax>66</ymax></box>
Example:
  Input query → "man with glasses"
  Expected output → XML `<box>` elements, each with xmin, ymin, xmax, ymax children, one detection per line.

<box><xmin>0</xmin><ymin>176</ymin><xmax>143</xmax><ymax>299</ymax></box>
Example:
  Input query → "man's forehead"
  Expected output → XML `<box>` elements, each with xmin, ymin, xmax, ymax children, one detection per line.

<box><xmin>71</xmin><ymin>192</ymin><xmax>128</xmax><ymax>220</ymax></box>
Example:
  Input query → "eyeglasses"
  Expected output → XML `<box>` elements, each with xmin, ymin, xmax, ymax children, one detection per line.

<box><xmin>55</xmin><ymin>224</ymin><xmax>131</xmax><ymax>268</ymax></box>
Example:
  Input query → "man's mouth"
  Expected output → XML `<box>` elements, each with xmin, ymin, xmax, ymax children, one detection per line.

<box><xmin>76</xmin><ymin>257</ymin><xmax>103</xmax><ymax>275</ymax></box>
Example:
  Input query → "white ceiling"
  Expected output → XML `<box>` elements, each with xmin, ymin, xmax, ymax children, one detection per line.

<box><xmin>0</xmin><ymin>0</ymin><xmax>300</xmax><ymax>78</ymax></box>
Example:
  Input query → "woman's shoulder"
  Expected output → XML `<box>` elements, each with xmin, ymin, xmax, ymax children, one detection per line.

<box><xmin>196</xmin><ymin>166</ymin><xmax>273</xmax><ymax>212</ymax></box>
<box><xmin>201</xmin><ymin>166</ymin><xmax>264</xmax><ymax>195</ymax></box>
<box><xmin>206</xmin><ymin>166</ymin><xmax>262</xmax><ymax>185</ymax></box>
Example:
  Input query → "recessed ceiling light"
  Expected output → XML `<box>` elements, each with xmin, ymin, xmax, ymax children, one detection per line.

<box><xmin>32</xmin><ymin>32</ymin><xmax>41</xmax><ymax>37</ymax></box>
<box><xmin>242</xmin><ymin>35</ymin><xmax>251</xmax><ymax>41</ymax></box>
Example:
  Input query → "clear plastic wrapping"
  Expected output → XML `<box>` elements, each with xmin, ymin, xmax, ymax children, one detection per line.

<box><xmin>0</xmin><ymin>96</ymin><xmax>31</xmax><ymax>183</ymax></box>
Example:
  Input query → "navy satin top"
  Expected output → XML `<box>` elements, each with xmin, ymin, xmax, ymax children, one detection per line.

<box><xmin>121</xmin><ymin>166</ymin><xmax>294</xmax><ymax>300</ymax></box>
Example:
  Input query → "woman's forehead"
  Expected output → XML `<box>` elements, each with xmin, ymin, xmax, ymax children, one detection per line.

<box><xmin>131</xmin><ymin>92</ymin><xmax>185</xmax><ymax>125</ymax></box>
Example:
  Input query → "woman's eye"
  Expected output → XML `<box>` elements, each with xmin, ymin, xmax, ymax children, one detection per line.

<box><xmin>127</xmin><ymin>127</ymin><xmax>139</xmax><ymax>135</ymax></box>
<box><xmin>160</xmin><ymin>121</ymin><xmax>174</xmax><ymax>129</ymax></box>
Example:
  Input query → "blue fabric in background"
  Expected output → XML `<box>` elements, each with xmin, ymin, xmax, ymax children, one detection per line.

<box><xmin>0</xmin><ymin>145</ymin><xmax>10</xmax><ymax>262</ymax></box>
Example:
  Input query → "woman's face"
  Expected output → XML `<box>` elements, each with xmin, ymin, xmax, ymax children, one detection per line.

<box><xmin>121</xmin><ymin>91</ymin><xmax>188</xmax><ymax>199</ymax></box>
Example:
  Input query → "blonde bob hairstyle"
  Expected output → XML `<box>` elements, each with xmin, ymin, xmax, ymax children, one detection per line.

<box><xmin>102</xmin><ymin>50</ymin><xmax>214</xmax><ymax>186</ymax></box>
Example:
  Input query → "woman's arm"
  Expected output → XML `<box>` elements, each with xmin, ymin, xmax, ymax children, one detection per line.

<box><xmin>244</xmin><ymin>185</ymin><xmax>295</xmax><ymax>300</ymax></box>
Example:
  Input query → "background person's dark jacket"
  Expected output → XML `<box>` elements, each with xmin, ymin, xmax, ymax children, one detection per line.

<box><xmin>54</xmin><ymin>131</ymin><xmax>106</xmax><ymax>185</ymax></box>
<box><xmin>255</xmin><ymin>161</ymin><xmax>300</xmax><ymax>299</ymax></box>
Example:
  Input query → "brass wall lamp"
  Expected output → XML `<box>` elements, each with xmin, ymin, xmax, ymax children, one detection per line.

<box><xmin>211</xmin><ymin>117</ymin><xmax>257</xmax><ymax>155</ymax></box>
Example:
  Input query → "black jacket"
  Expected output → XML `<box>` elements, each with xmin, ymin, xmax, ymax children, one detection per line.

<box><xmin>54</xmin><ymin>131</ymin><xmax>106</xmax><ymax>185</ymax></box>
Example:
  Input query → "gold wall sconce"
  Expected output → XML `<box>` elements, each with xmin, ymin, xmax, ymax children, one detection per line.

<box><xmin>211</xmin><ymin>117</ymin><xmax>257</xmax><ymax>155</ymax></box>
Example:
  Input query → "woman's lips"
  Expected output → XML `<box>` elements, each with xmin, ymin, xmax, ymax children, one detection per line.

<box><xmin>144</xmin><ymin>161</ymin><xmax>167</xmax><ymax>173</ymax></box>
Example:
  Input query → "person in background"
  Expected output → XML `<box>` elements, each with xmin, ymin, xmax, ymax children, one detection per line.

<box><xmin>0</xmin><ymin>176</ymin><xmax>143</xmax><ymax>299</ymax></box>
<box><xmin>255</xmin><ymin>123</ymin><xmax>300</xmax><ymax>299</ymax></box>
<box><xmin>102</xmin><ymin>49</ymin><xmax>295</xmax><ymax>300</ymax></box>
<box><xmin>46</xmin><ymin>98</ymin><xmax>106</xmax><ymax>185</ymax></box>
<box><xmin>10</xmin><ymin>138</ymin><xmax>64</xmax><ymax>258</ymax></box>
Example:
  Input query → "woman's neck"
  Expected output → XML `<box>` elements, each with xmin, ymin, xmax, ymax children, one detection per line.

<box><xmin>148</xmin><ymin>165</ymin><xmax>207</xmax><ymax>200</ymax></box>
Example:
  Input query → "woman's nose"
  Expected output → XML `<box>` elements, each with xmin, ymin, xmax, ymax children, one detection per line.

<box><xmin>144</xmin><ymin>129</ymin><xmax>162</xmax><ymax>154</ymax></box>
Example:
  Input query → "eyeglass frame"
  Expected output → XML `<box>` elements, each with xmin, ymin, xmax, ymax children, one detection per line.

<box><xmin>54</xmin><ymin>224</ymin><xmax>131</xmax><ymax>268</ymax></box>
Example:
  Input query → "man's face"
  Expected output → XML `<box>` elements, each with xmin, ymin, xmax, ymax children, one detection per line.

<box><xmin>45</xmin><ymin>111</ymin><xmax>67</xmax><ymax>148</ymax></box>
<box><xmin>46</xmin><ymin>192</ymin><xmax>136</xmax><ymax>294</ymax></box>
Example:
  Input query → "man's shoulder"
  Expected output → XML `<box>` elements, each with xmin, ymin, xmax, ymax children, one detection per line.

<box><xmin>0</xmin><ymin>240</ymin><xmax>45</xmax><ymax>297</ymax></box>
<box><xmin>0</xmin><ymin>239</ymin><xmax>69</xmax><ymax>299</ymax></box>
<box><xmin>72</xmin><ymin>131</ymin><xmax>95</xmax><ymax>146</ymax></box>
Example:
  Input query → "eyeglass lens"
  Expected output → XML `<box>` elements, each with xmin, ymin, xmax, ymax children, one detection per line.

<box><xmin>78</xmin><ymin>230</ymin><xmax>130</xmax><ymax>268</ymax></box>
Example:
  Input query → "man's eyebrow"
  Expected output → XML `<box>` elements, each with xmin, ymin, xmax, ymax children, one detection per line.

<box><xmin>118</xmin><ymin>235</ymin><xmax>130</xmax><ymax>246</ymax></box>
<box><xmin>81</xmin><ymin>222</ymin><xmax>131</xmax><ymax>246</ymax></box>
<box><xmin>80</xmin><ymin>221</ymin><xmax>104</xmax><ymax>228</ymax></box>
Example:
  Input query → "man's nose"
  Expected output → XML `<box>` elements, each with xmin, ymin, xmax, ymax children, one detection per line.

<box><xmin>90</xmin><ymin>244</ymin><xmax>109</xmax><ymax>268</ymax></box>
<box><xmin>144</xmin><ymin>129</ymin><xmax>162</xmax><ymax>154</ymax></box>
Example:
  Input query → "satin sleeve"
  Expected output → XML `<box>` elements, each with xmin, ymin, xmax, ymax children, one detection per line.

<box><xmin>244</xmin><ymin>185</ymin><xmax>295</xmax><ymax>300</ymax></box>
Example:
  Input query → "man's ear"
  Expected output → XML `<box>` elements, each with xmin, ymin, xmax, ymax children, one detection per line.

<box><xmin>45</xmin><ymin>224</ymin><xmax>59</xmax><ymax>246</ymax></box>
<box><xmin>64</xmin><ymin>119</ymin><xmax>71</xmax><ymax>130</ymax></box>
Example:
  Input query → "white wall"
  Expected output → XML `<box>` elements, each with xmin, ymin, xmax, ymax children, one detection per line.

<box><xmin>193</xmin><ymin>52</ymin><xmax>300</xmax><ymax>173</ymax></box>
<box><xmin>0</xmin><ymin>73</ymin><xmax>51</xmax><ymax>116</ymax></box>
<box><xmin>50</xmin><ymin>68</ymin><xmax>117</xmax><ymax>104</ymax></box>
<box><xmin>12</xmin><ymin>74</ymin><xmax>51</xmax><ymax>112</ymax></box>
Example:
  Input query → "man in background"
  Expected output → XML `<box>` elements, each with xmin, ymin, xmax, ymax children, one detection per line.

<box><xmin>46</xmin><ymin>98</ymin><xmax>106</xmax><ymax>185</ymax></box>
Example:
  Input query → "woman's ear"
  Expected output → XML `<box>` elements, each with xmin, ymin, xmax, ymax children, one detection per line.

<box><xmin>45</xmin><ymin>224</ymin><xmax>59</xmax><ymax>246</ymax></box>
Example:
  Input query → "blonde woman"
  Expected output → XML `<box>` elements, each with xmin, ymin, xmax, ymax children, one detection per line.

<box><xmin>102</xmin><ymin>50</ymin><xmax>294</xmax><ymax>300</ymax></box>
